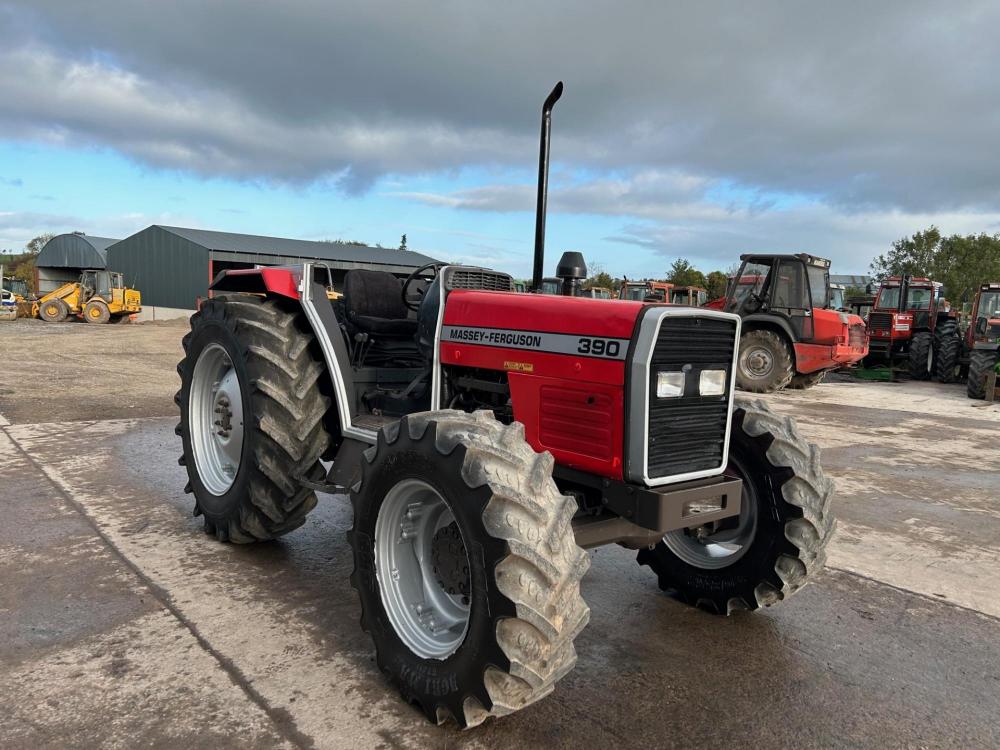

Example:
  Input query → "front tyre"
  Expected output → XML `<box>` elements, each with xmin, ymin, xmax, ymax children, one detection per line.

<box><xmin>967</xmin><ymin>350</ymin><xmax>998</xmax><ymax>400</ymax></box>
<box><xmin>175</xmin><ymin>295</ymin><xmax>331</xmax><ymax>542</ymax></box>
<box><xmin>736</xmin><ymin>329</ymin><xmax>795</xmax><ymax>393</ymax></box>
<box><xmin>638</xmin><ymin>399</ymin><xmax>835</xmax><ymax>614</ymax></box>
<box><xmin>39</xmin><ymin>298</ymin><xmax>69</xmax><ymax>323</ymax></box>
<box><xmin>933</xmin><ymin>319</ymin><xmax>961</xmax><ymax>383</ymax></box>
<box><xmin>348</xmin><ymin>410</ymin><xmax>589</xmax><ymax>728</ymax></box>
<box><xmin>908</xmin><ymin>332</ymin><xmax>933</xmax><ymax>380</ymax></box>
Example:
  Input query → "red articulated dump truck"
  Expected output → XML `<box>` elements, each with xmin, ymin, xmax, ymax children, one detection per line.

<box><xmin>174</xmin><ymin>84</ymin><xmax>835</xmax><ymax>728</ymax></box>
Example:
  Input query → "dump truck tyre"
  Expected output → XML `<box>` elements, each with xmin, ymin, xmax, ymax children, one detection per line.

<box><xmin>638</xmin><ymin>399</ymin><xmax>834</xmax><ymax>614</ymax></box>
<box><xmin>348</xmin><ymin>410</ymin><xmax>590</xmax><ymax>728</ymax></box>
<box><xmin>967</xmin><ymin>350</ymin><xmax>997</xmax><ymax>400</ymax></box>
<box><xmin>736</xmin><ymin>329</ymin><xmax>794</xmax><ymax>393</ymax></box>
<box><xmin>84</xmin><ymin>299</ymin><xmax>111</xmax><ymax>324</ymax></box>
<box><xmin>175</xmin><ymin>294</ymin><xmax>332</xmax><ymax>542</ymax></box>
<box><xmin>909</xmin><ymin>332</ymin><xmax>933</xmax><ymax>380</ymax></box>
<box><xmin>934</xmin><ymin>320</ymin><xmax>961</xmax><ymax>383</ymax></box>
<box><xmin>787</xmin><ymin>370</ymin><xmax>826</xmax><ymax>389</ymax></box>
<box><xmin>39</xmin><ymin>298</ymin><xmax>68</xmax><ymax>323</ymax></box>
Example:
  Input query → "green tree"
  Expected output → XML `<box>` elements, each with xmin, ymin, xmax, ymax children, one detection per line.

<box><xmin>666</xmin><ymin>258</ymin><xmax>707</xmax><ymax>288</ymax></box>
<box><xmin>399</xmin><ymin>233</ymin><xmax>408</xmax><ymax>252</ymax></box>
<box><xmin>870</xmin><ymin>227</ymin><xmax>941</xmax><ymax>281</ymax></box>
<box><xmin>706</xmin><ymin>270</ymin><xmax>729</xmax><ymax>299</ymax></box>
<box><xmin>585</xmin><ymin>270</ymin><xmax>617</xmax><ymax>292</ymax></box>
<box><xmin>936</xmin><ymin>233</ymin><xmax>1000</xmax><ymax>305</ymax></box>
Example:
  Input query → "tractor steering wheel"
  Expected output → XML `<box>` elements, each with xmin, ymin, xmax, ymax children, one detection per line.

<box><xmin>402</xmin><ymin>262</ymin><xmax>444</xmax><ymax>311</ymax></box>
<box><xmin>743</xmin><ymin>291</ymin><xmax>765</xmax><ymax>313</ymax></box>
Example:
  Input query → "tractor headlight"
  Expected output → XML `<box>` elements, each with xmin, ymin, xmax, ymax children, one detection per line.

<box><xmin>656</xmin><ymin>371</ymin><xmax>685</xmax><ymax>398</ymax></box>
<box><xmin>699</xmin><ymin>369</ymin><xmax>728</xmax><ymax>396</ymax></box>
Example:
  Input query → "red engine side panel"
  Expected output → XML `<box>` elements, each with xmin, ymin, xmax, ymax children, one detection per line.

<box><xmin>445</xmin><ymin>290</ymin><xmax>643</xmax><ymax>337</ymax></box>
<box><xmin>441</xmin><ymin>291</ymin><xmax>642</xmax><ymax>478</ymax></box>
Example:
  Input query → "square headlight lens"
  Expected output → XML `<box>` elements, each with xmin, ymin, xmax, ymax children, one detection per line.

<box><xmin>656</xmin><ymin>371</ymin><xmax>685</xmax><ymax>398</ymax></box>
<box><xmin>699</xmin><ymin>369</ymin><xmax>728</xmax><ymax>396</ymax></box>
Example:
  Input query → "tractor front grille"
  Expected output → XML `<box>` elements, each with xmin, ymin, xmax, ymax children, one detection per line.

<box><xmin>868</xmin><ymin>311</ymin><xmax>893</xmax><ymax>337</ymax></box>
<box><xmin>446</xmin><ymin>268</ymin><xmax>514</xmax><ymax>292</ymax></box>
<box><xmin>645</xmin><ymin>316</ymin><xmax>736</xmax><ymax>480</ymax></box>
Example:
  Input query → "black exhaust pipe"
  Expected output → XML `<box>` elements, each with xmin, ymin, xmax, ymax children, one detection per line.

<box><xmin>899</xmin><ymin>274</ymin><xmax>911</xmax><ymax>312</ymax></box>
<box><xmin>531</xmin><ymin>81</ymin><xmax>563</xmax><ymax>292</ymax></box>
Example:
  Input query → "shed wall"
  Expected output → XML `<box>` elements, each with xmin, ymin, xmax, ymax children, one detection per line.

<box><xmin>106</xmin><ymin>226</ymin><xmax>209</xmax><ymax>309</ymax></box>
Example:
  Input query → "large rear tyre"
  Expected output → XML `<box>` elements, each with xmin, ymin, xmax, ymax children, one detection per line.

<box><xmin>933</xmin><ymin>319</ymin><xmax>961</xmax><ymax>383</ymax></box>
<box><xmin>787</xmin><ymin>370</ymin><xmax>826</xmax><ymax>390</ymax></box>
<box><xmin>967</xmin><ymin>350</ymin><xmax>998</xmax><ymax>400</ymax></box>
<box><xmin>175</xmin><ymin>295</ymin><xmax>331</xmax><ymax>542</ymax></box>
<box><xmin>84</xmin><ymin>299</ymin><xmax>111</xmax><ymax>324</ymax></box>
<box><xmin>736</xmin><ymin>329</ymin><xmax>795</xmax><ymax>393</ymax></box>
<box><xmin>908</xmin><ymin>332</ymin><xmax>933</xmax><ymax>380</ymax></box>
<box><xmin>638</xmin><ymin>399</ymin><xmax>835</xmax><ymax>614</ymax></box>
<box><xmin>39</xmin><ymin>298</ymin><xmax>69</xmax><ymax>323</ymax></box>
<box><xmin>348</xmin><ymin>410</ymin><xmax>589</xmax><ymax>728</ymax></box>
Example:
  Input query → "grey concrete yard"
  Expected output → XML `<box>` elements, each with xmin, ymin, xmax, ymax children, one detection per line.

<box><xmin>2</xmin><ymin>318</ymin><xmax>999</xmax><ymax>749</ymax></box>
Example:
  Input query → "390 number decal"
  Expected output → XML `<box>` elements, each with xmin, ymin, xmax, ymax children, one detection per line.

<box><xmin>577</xmin><ymin>337</ymin><xmax>621</xmax><ymax>357</ymax></box>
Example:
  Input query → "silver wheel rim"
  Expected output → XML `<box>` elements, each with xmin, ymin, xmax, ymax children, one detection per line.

<box><xmin>927</xmin><ymin>343</ymin><xmax>933</xmax><ymax>371</ymax></box>
<box><xmin>374</xmin><ymin>478</ymin><xmax>471</xmax><ymax>659</ymax></box>
<box><xmin>662</xmin><ymin>462</ymin><xmax>758</xmax><ymax>569</ymax></box>
<box><xmin>742</xmin><ymin>346</ymin><xmax>774</xmax><ymax>379</ymax></box>
<box><xmin>190</xmin><ymin>343</ymin><xmax>244</xmax><ymax>496</ymax></box>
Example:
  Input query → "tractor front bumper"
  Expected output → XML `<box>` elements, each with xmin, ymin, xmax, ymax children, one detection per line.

<box><xmin>556</xmin><ymin>466</ymin><xmax>743</xmax><ymax>549</ymax></box>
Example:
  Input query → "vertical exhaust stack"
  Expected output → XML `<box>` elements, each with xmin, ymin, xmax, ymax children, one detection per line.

<box><xmin>531</xmin><ymin>81</ymin><xmax>564</xmax><ymax>292</ymax></box>
<box><xmin>899</xmin><ymin>274</ymin><xmax>911</xmax><ymax>312</ymax></box>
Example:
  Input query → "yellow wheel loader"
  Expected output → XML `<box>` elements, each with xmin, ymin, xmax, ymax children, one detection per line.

<box><xmin>37</xmin><ymin>269</ymin><xmax>141</xmax><ymax>324</ymax></box>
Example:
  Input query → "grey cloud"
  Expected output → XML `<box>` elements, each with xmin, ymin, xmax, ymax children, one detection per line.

<box><xmin>2</xmin><ymin>1</ymin><xmax>1000</xmax><ymax>212</ymax></box>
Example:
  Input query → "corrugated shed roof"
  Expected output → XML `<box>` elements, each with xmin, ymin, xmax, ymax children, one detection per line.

<box><xmin>156</xmin><ymin>225</ymin><xmax>438</xmax><ymax>268</ymax></box>
<box><xmin>830</xmin><ymin>274</ymin><xmax>872</xmax><ymax>286</ymax></box>
<box><xmin>36</xmin><ymin>233</ymin><xmax>122</xmax><ymax>269</ymax></box>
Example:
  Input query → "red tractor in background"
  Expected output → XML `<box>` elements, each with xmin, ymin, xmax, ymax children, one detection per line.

<box><xmin>716</xmin><ymin>253</ymin><xmax>868</xmax><ymax>392</ymax></box>
<box><xmin>174</xmin><ymin>83</ymin><xmax>834</xmax><ymax>727</ymax></box>
<box><xmin>964</xmin><ymin>282</ymin><xmax>1000</xmax><ymax>399</ymax></box>
<box><xmin>865</xmin><ymin>276</ymin><xmax>959</xmax><ymax>380</ymax></box>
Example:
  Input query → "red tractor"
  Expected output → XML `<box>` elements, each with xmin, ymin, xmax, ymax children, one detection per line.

<box><xmin>175</xmin><ymin>84</ymin><xmax>834</xmax><ymax>727</ymax></box>
<box><xmin>717</xmin><ymin>254</ymin><xmax>868</xmax><ymax>392</ymax></box>
<box><xmin>965</xmin><ymin>282</ymin><xmax>1000</xmax><ymax>399</ymax></box>
<box><xmin>865</xmin><ymin>276</ymin><xmax>959</xmax><ymax>380</ymax></box>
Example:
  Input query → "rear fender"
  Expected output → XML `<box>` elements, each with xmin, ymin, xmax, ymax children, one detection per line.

<box><xmin>210</xmin><ymin>268</ymin><xmax>301</xmax><ymax>300</ymax></box>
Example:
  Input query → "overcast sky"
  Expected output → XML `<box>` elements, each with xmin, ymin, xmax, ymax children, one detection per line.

<box><xmin>2</xmin><ymin>1</ymin><xmax>999</xmax><ymax>277</ymax></box>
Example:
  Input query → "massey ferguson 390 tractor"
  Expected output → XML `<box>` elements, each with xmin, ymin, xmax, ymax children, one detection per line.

<box><xmin>718</xmin><ymin>254</ymin><xmax>868</xmax><ymax>392</ymax></box>
<box><xmin>175</xmin><ymin>84</ymin><xmax>835</xmax><ymax>727</ymax></box>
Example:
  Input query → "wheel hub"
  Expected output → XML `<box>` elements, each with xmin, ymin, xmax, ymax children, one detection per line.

<box><xmin>662</xmin><ymin>458</ymin><xmax>758</xmax><ymax>569</ymax></box>
<box><xmin>190</xmin><ymin>344</ymin><xmax>244</xmax><ymax>495</ymax></box>
<box><xmin>744</xmin><ymin>347</ymin><xmax>773</xmax><ymax>377</ymax></box>
<box><xmin>374</xmin><ymin>479</ymin><xmax>471</xmax><ymax>659</ymax></box>
<box><xmin>431</xmin><ymin>523</ymin><xmax>470</xmax><ymax>599</ymax></box>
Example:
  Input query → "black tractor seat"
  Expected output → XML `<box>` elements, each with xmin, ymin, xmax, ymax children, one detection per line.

<box><xmin>343</xmin><ymin>269</ymin><xmax>418</xmax><ymax>337</ymax></box>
